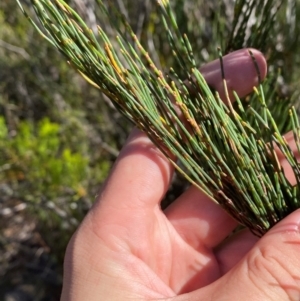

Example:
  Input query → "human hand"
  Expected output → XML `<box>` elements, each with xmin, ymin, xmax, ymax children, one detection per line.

<box><xmin>61</xmin><ymin>49</ymin><xmax>300</xmax><ymax>301</ymax></box>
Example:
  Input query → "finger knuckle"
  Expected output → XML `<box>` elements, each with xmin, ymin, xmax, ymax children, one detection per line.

<box><xmin>245</xmin><ymin>232</ymin><xmax>300</xmax><ymax>301</ymax></box>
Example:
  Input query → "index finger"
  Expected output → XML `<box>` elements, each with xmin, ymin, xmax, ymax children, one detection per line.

<box><xmin>200</xmin><ymin>48</ymin><xmax>267</xmax><ymax>101</ymax></box>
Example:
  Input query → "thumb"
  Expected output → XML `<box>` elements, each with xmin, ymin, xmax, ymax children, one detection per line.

<box><xmin>210</xmin><ymin>209</ymin><xmax>300</xmax><ymax>300</ymax></box>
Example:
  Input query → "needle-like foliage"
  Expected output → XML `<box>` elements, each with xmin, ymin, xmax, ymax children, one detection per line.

<box><xmin>16</xmin><ymin>0</ymin><xmax>300</xmax><ymax>236</ymax></box>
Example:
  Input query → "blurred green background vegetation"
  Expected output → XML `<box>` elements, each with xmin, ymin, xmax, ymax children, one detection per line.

<box><xmin>1</xmin><ymin>0</ymin><xmax>300</xmax><ymax>299</ymax></box>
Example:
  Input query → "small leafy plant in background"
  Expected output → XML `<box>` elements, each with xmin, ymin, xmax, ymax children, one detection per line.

<box><xmin>0</xmin><ymin>116</ymin><xmax>111</xmax><ymax>226</ymax></box>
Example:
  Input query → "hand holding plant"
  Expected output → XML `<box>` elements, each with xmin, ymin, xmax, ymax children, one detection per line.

<box><xmin>61</xmin><ymin>52</ymin><xmax>300</xmax><ymax>300</ymax></box>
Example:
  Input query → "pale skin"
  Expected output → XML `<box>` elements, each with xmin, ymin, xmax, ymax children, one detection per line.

<box><xmin>61</xmin><ymin>49</ymin><xmax>300</xmax><ymax>301</ymax></box>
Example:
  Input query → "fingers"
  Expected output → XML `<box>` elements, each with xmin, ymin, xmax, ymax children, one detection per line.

<box><xmin>214</xmin><ymin>229</ymin><xmax>259</xmax><ymax>275</ymax></box>
<box><xmin>166</xmin><ymin>48</ymin><xmax>267</xmax><ymax>250</ymax></box>
<box><xmin>214</xmin><ymin>210</ymin><xmax>300</xmax><ymax>300</ymax></box>
<box><xmin>200</xmin><ymin>48</ymin><xmax>267</xmax><ymax>101</ymax></box>
<box><xmin>175</xmin><ymin>210</ymin><xmax>300</xmax><ymax>301</ymax></box>
<box><xmin>92</xmin><ymin>128</ymin><xmax>174</xmax><ymax>212</ymax></box>
<box><xmin>164</xmin><ymin>186</ymin><xmax>237</xmax><ymax>250</ymax></box>
<box><xmin>276</xmin><ymin>131</ymin><xmax>300</xmax><ymax>185</ymax></box>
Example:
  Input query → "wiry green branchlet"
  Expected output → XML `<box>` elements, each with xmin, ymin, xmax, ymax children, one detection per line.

<box><xmin>16</xmin><ymin>0</ymin><xmax>300</xmax><ymax>236</ymax></box>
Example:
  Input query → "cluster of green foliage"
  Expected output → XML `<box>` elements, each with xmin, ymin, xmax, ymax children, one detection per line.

<box><xmin>2</xmin><ymin>0</ymin><xmax>300</xmax><ymax>299</ymax></box>
<box><xmin>1</xmin><ymin>117</ymin><xmax>95</xmax><ymax>218</ymax></box>
<box><xmin>0</xmin><ymin>0</ymin><xmax>128</xmax><ymax>223</ymax></box>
